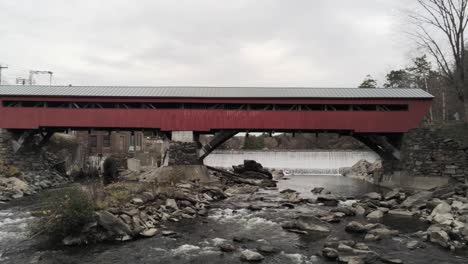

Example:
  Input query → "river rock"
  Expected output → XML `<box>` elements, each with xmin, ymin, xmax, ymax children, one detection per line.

<box><xmin>317</xmin><ymin>195</ymin><xmax>339</xmax><ymax>206</ymax></box>
<box><xmin>219</xmin><ymin>243</ymin><xmax>236</xmax><ymax>252</ymax></box>
<box><xmin>366</xmin><ymin>210</ymin><xmax>384</xmax><ymax>220</ymax></box>
<box><xmin>432</xmin><ymin>213</ymin><xmax>454</xmax><ymax>225</ymax></box>
<box><xmin>429</xmin><ymin>230</ymin><xmax>450</xmax><ymax>248</ymax></box>
<box><xmin>401</xmin><ymin>191</ymin><xmax>432</xmax><ymax>208</ymax></box>
<box><xmin>322</xmin><ymin>247</ymin><xmax>338</xmax><ymax>260</ymax></box>
<box><xmin>139</xmin><ymin>228</ymin><xmax>158</xmax><ymax>237</ymax></box>
<box><xmin>384</xmin><ymin>189</ymin><xmax>401</xmax><ymax>200</ymax></box>
<box><xmin>345</xmin><ymin>221</ymin><xmax>368</xmax><ymax>233</ymax></box>
<box><xmin>166</xmin><ymin>199</ymin><xmax>178</xmax><ymax>210</ymax></box>
<box><xmin>132</xmin><ymin>198</ymin><xmax>144</xmax><ymax>205</ymax></box>
<box><xmin>368</xmin><ymin>227</ymin><xmax>398</xmax><ymax>240</ymax></box>
<box><xmin>295</xmin><ymin>215</ymin><xmax>331</xmax><ymax>234</ymax></box>
<box><xmin>388</xmin><ymin>210</ymin><xmax>414</xmax><ymax>217</ymax></box>
<box><xmin>364</xmin><ymin>192</ymin><xmax>382</xmax><ymax>200</ymax></box>
<box><xmin>431</xmin><ymin>202</ymin><xmax>452</xmax><ymax>216</ymax></box>
<box><xmin>354</xmin><ymin>205</ymin><xmax>366</xmax><ymax>215</ymax></box>
<box><xmin>240</xmin><ymin>249</ymin><xmax>264</xmax><ymax>262</ymax></box>
<box><xmin>96</xmin><ymin>211</ymin><xmax>133</xmax><ymax>236</ymax></box>
<box><xmin>406</xmin><ymin>240</ymin><xmax>421</xmax><ymax>250</ymax></box>
<box><xmin>257</xmin><ymin>245</ymin><xmax>279</xmax><ymax>254</ymax></box>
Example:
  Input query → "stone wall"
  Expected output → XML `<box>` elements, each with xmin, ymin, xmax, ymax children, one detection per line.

<box><xmin>0</xmin><ymin>129</ymin><xmax>14</xmax><ymax>164</ymax></box>
<box><xmin>167</xmin><ymin>142</ymin><xmax>201</xmax><ymax>166</ymax></box>
<box><xmin>380</xmin><ymin>124</ymin><xmax>468</xmax><ymax>189</ymax></box>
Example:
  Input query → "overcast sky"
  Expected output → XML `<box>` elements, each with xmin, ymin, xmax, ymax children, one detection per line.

<box><xmin>0</xmin><ymin>0</ymin><xmax>420</xmax><ymax>87</ymax></box>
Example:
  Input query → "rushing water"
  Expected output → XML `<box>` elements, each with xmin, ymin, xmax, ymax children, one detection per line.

<box><xmin>205</xmin><ymin>150</ymin><xmax>380</xmax><ymax>174</ymax></box>
<box><xmin>1</xmin><ymin>174</ymin><xmax>467</xmax><ymax>264</ymax></box>
<box><xmin>1</xmin><ymin>150</ymin><xmax>467</xmax><ymax>263</ymax></box>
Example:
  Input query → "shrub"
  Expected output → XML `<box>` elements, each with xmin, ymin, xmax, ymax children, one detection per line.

<box><xmin>29</xmin><ymin>186</ymin><xmax>95</xmax><ymax>241</ymax></box>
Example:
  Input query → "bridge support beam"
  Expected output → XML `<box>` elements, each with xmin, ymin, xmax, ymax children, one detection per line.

<box><xmin>199</xmin><ymin>130</ymin><xmax>239</xmax><ymax>161</ymax></box>
<box><xmin>354</xmin><ymin>133</ymin><xmax>402</xmax><ymax>161</ymax></box>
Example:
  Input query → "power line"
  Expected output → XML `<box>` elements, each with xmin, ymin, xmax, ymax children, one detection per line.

<box><xmin>0</xmin><ymin>65</ymin><xmax>8</xmax><ymax>85</ymax></box>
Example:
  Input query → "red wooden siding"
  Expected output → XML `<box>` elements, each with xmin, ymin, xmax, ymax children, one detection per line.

<box><xmin>0</xmin><ymin>96</ymin><xmax>432</xmax><ymax>133</ymax></box>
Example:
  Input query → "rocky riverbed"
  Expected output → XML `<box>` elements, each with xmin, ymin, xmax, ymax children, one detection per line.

<box><xmin>1</xmin><ymin>162</ymin><xmax>468</xmax><ymax>264</ymax></box>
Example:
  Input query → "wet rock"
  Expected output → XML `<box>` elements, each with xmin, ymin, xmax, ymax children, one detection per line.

<box><xmin>384</xmin><ymin>189</ymin><xmax>401</xmax><ymax>200</ymax></box>
<box><xmin>406</xmin><ymin>240</ymin><xmax>420</xmax><ymax>250</ymax></box>
<box><xmin>295</xmin><ymin>215</ymin><xmax>330</xmax><ymax>234</ymax></box>
<box><xmin>432</xmin><ymin>213</ymin><xmax>454</xmax><ymax>225</ymax></box>
<box><xmin>240</xmin><ymin>249</ymin><xmax>264</xmax><ymax>262</ymax></box>
<box><xmin>219</xmin><ymin>243</ymin><xmax>236</xmax><ymax>252</ymax></box>
<box><xmin>257</xmin><ymin>245</ymin><xmax>279</xmax><ymax>254</ymax></box>
<box><xmin>322</xmin><ymin>247</ymin><xmax>338</xmax><ymax>260</ymax></box>
<box><xmin>366</xmin><ymin>210</ymin><xmax>384</xmax><ymax>220</ymax></box>
<box><xmin>354</xmin><ymin>205</ymin><xmax>366</xmax><ymax>215</ymax></box>
<box><xmin>317</xmin><ymin>195</ymin><xmax>339</xmax><ymax>206</ymax></box>
<box><xmin>364</xmin><ymin>192</ymin><xmax>382</xmax><ymax>200</ymax></box>
<box><xmin>12</xmin><ymin>191</ymin><xmax>24</xmax><ymax>199</ymax></box>
<box><xmin>429</xmin><ymin>230</ymin><xmax>450</xmax><ymax>248</ymax></box>
<box><xmin>431</xmin><ymin>202</ymin><xmax>452</xmax><ymax>216</ymax></box>
<box><xmin>311</xmin><ymin>187</ymin><xmax>324</xmax><ymax>194</ymax></box>
<box><xmin>139</xmin><ymin>228</ymin><xmax>158</xmax><ymax>237</ymax></box>
<box><xmin>95</xmin><ymin>211</ymin><xmax>133</xmax><ymax>236</ymax></box>
<box><xmin>161</xmin><ymin>230</ymin><xmax>177</xmax><ymax>236</ymax></box>
<box><xmin>401</xmin><ymin>191</ymin><xmax>432</xmax><ymax>208</ymax></box>
<box><xmin>345</xmin><ymin>221</ymin><xmax>367</xmax><ymax>233</ymax></box>
<box><xmin>132</xmin><ymin>198</ymin><xmax>144</xmax><ymax>205</ymax></box>
<box><xmin>62</xmin><ymin>236</ymin><xmax>85</xmax><ymax>246</ymax></box>
<box><xmin>388</xmin><ymin>210</ymin><xmax>414</xmax><ymax>217</ymax></box>
<box><xmin>166</xmin><ymin>199</ymin><xmax>179</xmax><ymax>210</ymax></box>
<box><xmin>247</xmin><ymin>204</ymin><xmax>263</xmax><ymax>211</ymax></box>
<box><xmin>233</xmin><ymin>235</ymin><xmax>254</xmax><ymax>243</ymax></box>
<box><xmin>281</xmin><ymin>203</ymin><xmax>295</xmax><ymax>209</ymax></box>
<box><xmin>331</xmin><ymin>207</ymin><xmax>355</xmax><ymax>216</ymax></box>
<box><xmin>367</xmin><ymin>227</ymin><xmax>398</xmax><ymax>240</ymax></box>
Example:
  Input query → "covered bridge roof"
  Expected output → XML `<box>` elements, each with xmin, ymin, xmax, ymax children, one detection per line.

<box><xmin>0</xmin><ymin>85</ymin><xmax>433</xmax><ymax>99</ymax></box>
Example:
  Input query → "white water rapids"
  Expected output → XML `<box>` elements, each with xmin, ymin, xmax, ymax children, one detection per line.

<box><xmin>205</xmin><ymin>150</ymin><xmax>380</xmax><ymax>175</ymax></box>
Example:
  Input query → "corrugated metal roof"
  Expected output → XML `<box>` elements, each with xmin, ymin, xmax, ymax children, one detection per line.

<box><xmin>0</xmin><ymin>85</ymin><xmax>434</xmax><ymax>99</ymax></box>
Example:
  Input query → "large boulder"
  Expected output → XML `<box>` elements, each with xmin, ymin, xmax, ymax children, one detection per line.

<box><xmin>366</xmin><ymin>210</ymin><xmax>384</xmax><ymax>220</ymax></box>
<box><xmin>429</xmin><ymin>230</ymin><xmax>450</xmax><ymax>248</ymax></box>
<box><xmin>345</xmin><ymin>221</ymin><xmax>367</xmax><ymax>233</ymax></box>
<box><xmin>233</xmin><ymin>160</ymin><xmax>272</xmax><ymax>179</ymax></box>
<box><xmin>240</xmin><ymin>249</ymin><xmax>264</xmax><ymax>262</ymax></box>
<box><xmin>95</xmin><ymin>211</ymin><xmax>133</xmax><ymax>237</ymax></box>
<box><xmin>401</xmin><ymin>191</ymin><xmax>433</xmax><ymax>208</ymax></box>
<box><xmin>295</xmin><ymin>215</ymin><xmax>331</xmax><ymax>234</ymax></box>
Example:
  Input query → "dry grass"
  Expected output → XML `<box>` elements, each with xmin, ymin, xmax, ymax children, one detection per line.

<box><xmin>91</xmin><ymin>181</ymin><xmax>156</xmax><ymax>210</ymax></box>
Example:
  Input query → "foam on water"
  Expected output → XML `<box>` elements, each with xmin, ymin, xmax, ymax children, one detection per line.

<box><xmin>171</xmin><ymin>244</ymin><xmax>201</xmax><ymax>255</ymax></box>
<box><xmin>281</xmin><ymin>252</ymin><xmax>314</xmax><ymax>264</ymax></box>
<box><xmin>211</xmin><ymin>238</ymin><xmax>228</xmax><ymax>246</ymax></box>
<box><xmin>208</xmin><ymin>208</ymin><xmax>278</xmax><ymax>229</ymax></box>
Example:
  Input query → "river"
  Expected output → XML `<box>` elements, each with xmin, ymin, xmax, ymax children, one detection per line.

<box><xmin>0</xmin><ymin>151</ymin><xmax>467</xmax><ymax>263</ymax></box>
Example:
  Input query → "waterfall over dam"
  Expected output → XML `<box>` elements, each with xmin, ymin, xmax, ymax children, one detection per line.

<box><xmin>205</xmin><ymin>150</ymin><xmax>380</xmax><ymax>175</ymax></box>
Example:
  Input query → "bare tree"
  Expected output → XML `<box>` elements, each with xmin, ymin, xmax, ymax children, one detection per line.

<box><xmin>408</xmin><ymin>0</ymin><xmax>468</xmax><ymax>122</ymax></box>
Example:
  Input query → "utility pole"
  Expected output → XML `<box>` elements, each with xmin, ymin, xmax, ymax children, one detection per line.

<box><xmin>0</xmin><ymin>65</ymin><xmax>8</xmax><ymax>85</ymax></box>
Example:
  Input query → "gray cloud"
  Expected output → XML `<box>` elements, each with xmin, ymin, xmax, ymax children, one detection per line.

<box><xmin>0</xmin><ymin>0</ymin><xmax>414</xmax><ymax>87</ymax></box>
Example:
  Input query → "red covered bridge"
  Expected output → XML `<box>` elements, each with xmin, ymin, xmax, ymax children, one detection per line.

<box><xmin>0</xmin><ymin>85</ymin><xmax>433</xmax><ymax>160</ymax></box>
